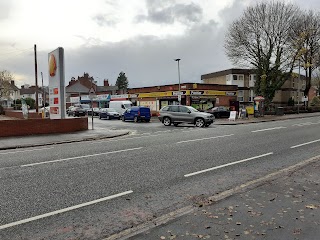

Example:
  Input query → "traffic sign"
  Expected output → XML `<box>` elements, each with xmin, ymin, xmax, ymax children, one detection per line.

<box><xmin>89</xmin><ymin>87</ymin><xmax>96</xmax><ymax>99</ymax></box>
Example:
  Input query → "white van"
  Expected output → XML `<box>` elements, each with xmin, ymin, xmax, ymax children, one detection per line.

<box><xmin>109</xmin><ymin>100</ymin><xmax>133</xmax><ymax>115</ymax></box>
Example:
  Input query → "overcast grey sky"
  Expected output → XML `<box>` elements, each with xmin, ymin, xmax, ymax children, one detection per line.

<box><xmin>0</xmin><ymin>0</ymin><xmax>319</xmax><ymax>88</ymax></box>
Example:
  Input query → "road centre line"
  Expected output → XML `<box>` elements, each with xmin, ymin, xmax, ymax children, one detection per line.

<box><xmin>0</xmin><ymin>147</ymin><xmax>54</xmax><ymax>155</ymax></box>
<box><xmin>290</xmin><ymin>139</ymin><xmax>320</xmax><ymax>149</ymax></box>
<box><xmin>292</xmin><ymin>122</ymin><xmax>319</xmax><ymax>127</ymax></box>
<box><xmin>176</xmin><ymin>134</ymin><xmax>234</xmax><ymax>144</ymax></box>
<box><xmin>20</xmin><ymin>147</ymin><xmax>143</xmax><ymax>167</ymax></box>
<box><xmin>184</xmin><ymin>152</ymin><xmax>274</xmax><ymax>177</ymax></box>
<box><xmin>0</xmin><ymin>190</ymin><xmax>133</xmax><ymax>230</ymax></box>
<box><xmin>251</xmin><ymin>126</ymin><xmax>286</xmax><ymax>133</ymax></box>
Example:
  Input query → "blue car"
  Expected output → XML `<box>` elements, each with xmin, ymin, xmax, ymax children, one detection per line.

<box><xmin>122</xmin><ymin>106</ymin><xmax>151</xmax><ymax>122</ymax></box>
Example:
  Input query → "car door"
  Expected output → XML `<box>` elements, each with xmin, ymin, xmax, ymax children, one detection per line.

<box><xmin>178</xmin><ymin>106</ymin><xmax>193</xmax><ymax>123</ymax></box>
<box><xmin>167</xmin><ymin>106</ymin><xmax>179</xmax><ymax>122</ymax></box>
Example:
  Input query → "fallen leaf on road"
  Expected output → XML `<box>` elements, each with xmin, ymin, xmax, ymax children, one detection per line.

<box><xmin>306</xmin><ymin>204</ymin><xmax>318</xmax><ymax>209</ymax></box>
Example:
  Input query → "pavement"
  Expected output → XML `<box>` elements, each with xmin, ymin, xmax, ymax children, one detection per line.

<box><xmin>1</xmin><ymin>112</ymin><xmax>320</xmax><ymax>240</ymax></box>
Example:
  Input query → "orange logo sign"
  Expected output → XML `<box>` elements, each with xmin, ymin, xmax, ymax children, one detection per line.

<box><xmin>49</xmin><ymin>54</ymin><xmax>57</xmax><ymax>77</ymax></box>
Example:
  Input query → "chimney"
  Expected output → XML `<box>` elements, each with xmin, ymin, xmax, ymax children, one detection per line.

<box><xmin>11</xmin><ymin>80</ymin><xmax>15</xmax><ymax>85</ymax></box>
<box><xmin>104</xmin><ymin>79</ymin><xmax>109</xmax><ymax>86</ymax></box>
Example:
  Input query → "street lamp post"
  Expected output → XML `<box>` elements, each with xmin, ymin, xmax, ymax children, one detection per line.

<box><xmin>174</xmin><ymin>58</ymin><xmax>181</xmax><ymax>104</ymax></box>
<box><xmin>298</xmin><ymin>59</ymin><xmax>300</xmax><ymax>114</ymax></box>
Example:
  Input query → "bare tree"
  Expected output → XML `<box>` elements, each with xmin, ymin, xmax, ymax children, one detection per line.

<box><xmin>225</xmin><ymin>2</ymin><xmax>301</xmax><ymax>106</ymax></box>
<box><xmin>292</xmin><ymin>10</ymin><xmax>320</xmax><ymax>97</ymax></box>
<box><xmin>0</xmin><ymin>70</ymin><xmax>14</xmax><ymax>100</ymax></box>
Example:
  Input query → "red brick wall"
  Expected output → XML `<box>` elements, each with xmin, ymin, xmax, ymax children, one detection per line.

<box><xmin>0</xmin><ymin>118</ymin><xmax>88</xmax><ymax>137</ymax></box>
<box><xmin>4</xmin><ymin>111</ymin><xmax>42</xmax><ymax>119</ymax></box>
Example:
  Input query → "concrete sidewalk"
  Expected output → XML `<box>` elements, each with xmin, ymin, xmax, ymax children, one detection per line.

<box><xmin>126</xmin><ymin>156</ymin><xmax>320</xmax><ymax>240</ymax></box>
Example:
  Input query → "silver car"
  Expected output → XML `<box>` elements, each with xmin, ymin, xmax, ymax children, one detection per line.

<box><xmin>158</xmin><ymin>105</ymin><xmax>215</xmax><ymax>127</ymax></box>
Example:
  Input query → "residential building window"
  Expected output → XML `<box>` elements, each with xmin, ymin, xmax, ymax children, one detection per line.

<box><xmin>292</xmin><ymin>79</ymin><xmax>295</xmax><ymax>88</ymax></box>
<box><xmin>249</xmin><ymin>90</ymin><xmax>254</xmax><ymax>102</ymax></box>
<box><xmin>233</xmin><ymin>75</ymin><xmax>238</xmax><ymax>81</ymax></box>
<box><xmin>238</xmin><ymin>90</ymin><xmax>244</xmax><ymax>102</ymax></box>
<box><xmin>249</xmin><ymin>75</ymin><xmax>256</xmax><ymax>87</ymax></box>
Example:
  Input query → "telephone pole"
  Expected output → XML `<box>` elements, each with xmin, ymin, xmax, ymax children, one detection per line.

<box><xmin>34</xmin><ymin>44</ymin><xmax>39</xmax><ymax>113</ymax></box>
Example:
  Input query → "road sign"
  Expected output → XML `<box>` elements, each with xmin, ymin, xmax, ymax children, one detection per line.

<box><xmin>89</xmin><ymin>87</ymin><xmax>96</xmax><ymax>99</ymax></box>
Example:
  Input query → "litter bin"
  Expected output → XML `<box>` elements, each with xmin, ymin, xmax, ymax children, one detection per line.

<box><xmin>276</xmin><ymin>107</ymin><xmax>284</xmax><ymax>116</ymax></box>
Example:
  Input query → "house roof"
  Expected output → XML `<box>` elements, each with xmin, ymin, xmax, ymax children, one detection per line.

<box><xmin>201</xmin><ymin>68</ymin><xmax>252</xmax><ymax>80</ymax></box>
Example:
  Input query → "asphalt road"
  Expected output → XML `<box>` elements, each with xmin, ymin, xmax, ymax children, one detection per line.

<box><xmin>1</xmin><ymin>116</ymin><xmax>320</xmax><ymax>240</ymax></box>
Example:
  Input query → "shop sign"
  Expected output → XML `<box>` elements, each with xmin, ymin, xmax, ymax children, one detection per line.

<box><xmin>226</xmin><ymin>92</ymin><xmax>237</xmax><ymax>96</ymax></box>
<box><xmin>172</xmin><ymin>91</ymin><xmax>186</xmax><ymax>96</ymax></box>
<box><xmin>111</xmin><ymin>94</ymin><xmax>129</xmax><ymax>99</ymax></box>
<box><xmin>204</xmin><ymin>90</ymin><xmax>226</xmax><ymax>96</ymax></box>
<box><xmin>138</xmin><ymin>91</ymin><xmax>172</xmax><ymax>98</ymax></box>
<box><xmin>70</xmin><ymin>97</ymin><xmax>80</xmax><ymax>103</ymax></box>
<box><xmin>190</xmin><ymin>91</ymin><xmax>204</xmax><ymax>95</ymax></box>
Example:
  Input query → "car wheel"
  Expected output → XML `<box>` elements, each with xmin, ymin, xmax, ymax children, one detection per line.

<box><xmin>106</xmin><ymin>115</ymin><xmax>110</xmax><ymax>120</ymax></box>
<box><xmin>215</xmin><ymin>113</ymin><xmax>220</xmax><ymax>118</ymax></box>
<box><xmin>122</xmin><ymin>116</ymin><xmax>125</xmax><ymax>122</ymax></box>
<box><xmin>163</xmin><ymin>117</ymin><xmax>171</xmax><ymax>126</ymax></box>
<box><xmin>195</xmin><ymin>118</ymin><xmax>205</xmax><ymax>127</ymax></box>
<box><xmin>134</xmin><ymin>116</ymin><xmax>138</xmax><ymax>123</ymax></box>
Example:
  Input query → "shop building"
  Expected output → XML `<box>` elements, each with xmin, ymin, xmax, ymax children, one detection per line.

<box><xmin>127</xmin><ymin>83</ymin><xmax>238</xmax><ymax>113</ymax></box>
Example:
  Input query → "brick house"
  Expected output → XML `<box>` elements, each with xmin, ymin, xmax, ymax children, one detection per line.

<box><xmin>201</xmin><ymin>68</ymin><xmax>306</xmax><ymax>107</ymax></box>
<box><xmin>65</xmin><ymin>73</ymin><xmax>118</xmax><ymax>108</ymax></box>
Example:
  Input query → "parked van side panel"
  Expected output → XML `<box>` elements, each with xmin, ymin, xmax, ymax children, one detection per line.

<box><xmin>109</xmin><ymin>101</ymin><xmax>133</xmax><ymax>115</ymax></box>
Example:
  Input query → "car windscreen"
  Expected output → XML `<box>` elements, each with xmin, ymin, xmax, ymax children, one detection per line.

<box><xmin>80</xmin><ymin>104</ymin><xmax>90</xmax><ymax>109</ymax></box>
<box><xmin>123</xmin><ymin>104</ymin><xmax>132</xmax><ymax>109</ymax></box>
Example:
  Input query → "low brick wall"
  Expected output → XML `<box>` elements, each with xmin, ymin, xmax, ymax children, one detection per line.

<box><xmin>0</xmin><ymin>118</ymin><xmax>88</xmax><ymax>137</ymax></box>
<box><xmin>4</xmin><ymin>111</ymin><xmax>42</xmax><ymax>119</ymax></box>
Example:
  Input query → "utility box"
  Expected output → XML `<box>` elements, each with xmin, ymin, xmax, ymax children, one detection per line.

<box><xmin>276</xmin><ymin>107</ymin><xmax>284</xmax><ymax>116</ymax></box>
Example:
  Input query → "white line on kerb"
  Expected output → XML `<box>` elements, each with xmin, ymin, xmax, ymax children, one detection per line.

<box><xmin>21</xmin><ymin>147</ymin><xmax>143</xmax><ymax>167</ymax></box>
<box><xmin>176</xmin><ymin>134</ymin><xmax>234</xmax><ymax>144</ymax></box>
<box><xmin>0</xmin><ymin>147</ymin><xmax>54</xmax><ymax>155</ymax></box>
<box><xmin>184</xmin><ymin>152</ymin><xmax>273</xmax><ymax>177</ymax></box>
<box><xmin>251</xmin><ymin>126</ymin><xmax>286</xmax><ymax>133</ymax></box>
<box><xmin>0</xmin><ymin>190</ymin><xmax>133</xmax><ymax>230</ymax></box>
<box><xmin>290</xmin><ymin>139</ymin><xmax>320</xmax><ymax>149</ymax></box>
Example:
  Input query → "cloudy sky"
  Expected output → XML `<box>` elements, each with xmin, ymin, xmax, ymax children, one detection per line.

<box><xmin>0</xmin><ymin>0</ymin><xmax>319</xmax><ymax>88</ymax></box>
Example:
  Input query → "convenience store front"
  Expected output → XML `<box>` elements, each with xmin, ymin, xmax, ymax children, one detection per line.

<box><xmin>135</xmin><ymin>90</ymin><xmax>237</xmax><ymax>112</ymax></box>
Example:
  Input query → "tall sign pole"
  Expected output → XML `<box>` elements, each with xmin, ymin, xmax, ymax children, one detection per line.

<box><xmin>34</xmin><ymin>44</ymin><xmax>39</xmax><ymax>113</ymax></box>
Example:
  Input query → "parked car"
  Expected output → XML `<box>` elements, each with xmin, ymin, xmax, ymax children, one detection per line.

<box><xmin>73</xmin><ymin>104</ymin><xmax>91</xmax><ymax>114</ymax></box>
<box><xmin>158</xmin><ymin>105</ymin><xmax>215</xmax><ymax>127</ymax></box>
<box><xmin>99</xmin><ymin>108</ymin><xmax>121</xmax><ymax>120</ymax></box>
<box><xmin>122</xmin><ymin>106</ymin><xmax>151</xmax><ymax>122</ymax></box>
<box><xmin>67</xmin><ymin>106</ymin><xmax>86</xmax><ymax>117</ymax></box>
<box><xmin>87</xmin><ymin>107</ymin><xmax>100</xmax><ymax>116</ymax></box>
<box><xmin>66</xmin><ymin>106</ymin><xmax>74</xmax><ymax>115</ymax></box>
<box><xmin>109</xmin><ymin>100</ymin><xmax>133</xmax><ymax>116</ymax></box>
<box><xmin>205</xmin><ymin>106</ymin><xmax>230</xmax><ymax>118</ymax></box>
